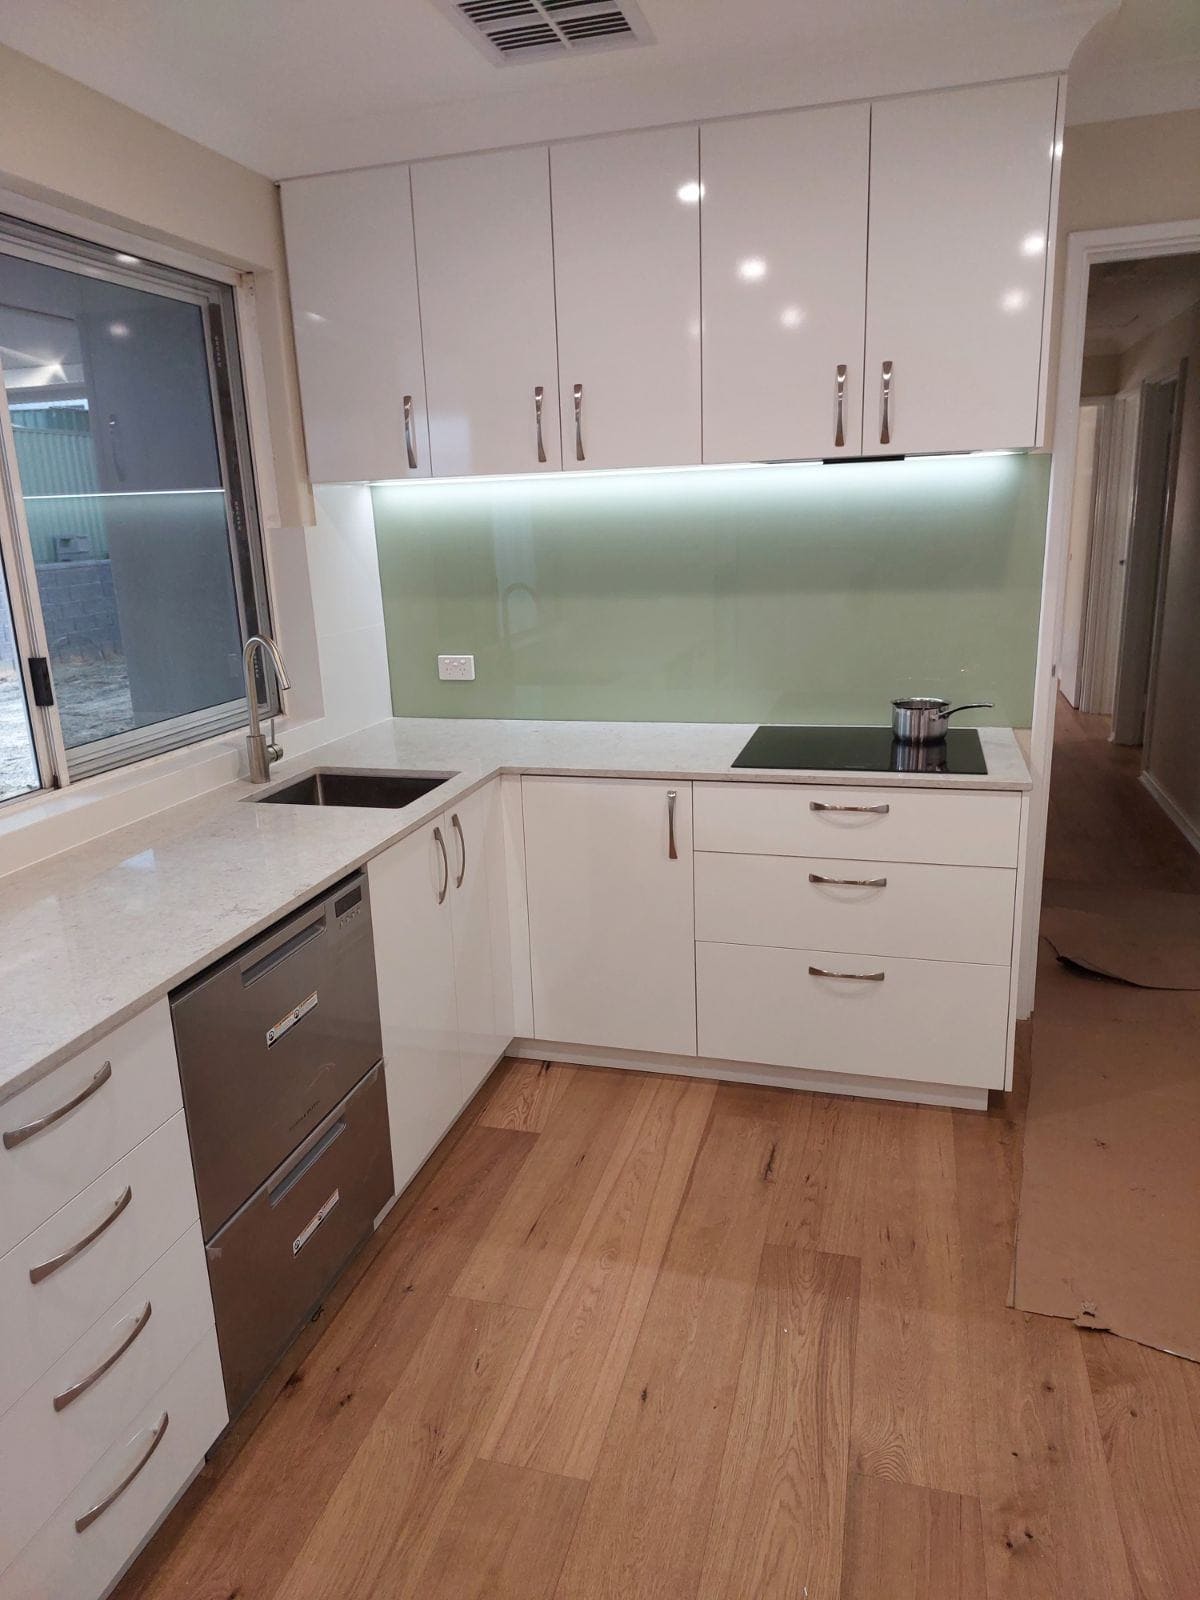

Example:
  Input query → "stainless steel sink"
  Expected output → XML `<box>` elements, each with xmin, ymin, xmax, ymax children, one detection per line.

<box><xmin>255</xmin><ymin>769</ymin><xmax>452</xmax><ymax>809</ymax></box>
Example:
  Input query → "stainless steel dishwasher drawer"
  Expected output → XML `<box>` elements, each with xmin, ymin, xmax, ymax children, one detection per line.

<box><xmin>172</xmin><ymin>873</ymin><xmax>383</xmax><ymax>1237</ymax></box>
<box><xmin>205</xmin><ymin>1064</ymin><xmax>393</xmax><ymax>1417</ymax></box>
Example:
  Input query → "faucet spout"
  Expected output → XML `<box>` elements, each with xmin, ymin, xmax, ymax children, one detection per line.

<box><xmin>243</xmin><ymin>634</ymin><xmax>291</xmax><ymax>783</ymax></box>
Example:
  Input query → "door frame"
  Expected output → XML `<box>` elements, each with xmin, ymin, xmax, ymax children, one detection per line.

<box><xmin>1017</xmin><ymin>216</ymin><xmax>1200</xmax><ymax>1017</ymax></box>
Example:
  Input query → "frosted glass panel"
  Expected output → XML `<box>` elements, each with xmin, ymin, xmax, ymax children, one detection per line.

<box><xmin>372</xmin><ymin>455</ymin><xmax>1050</xmax><ymax>726</ymax></box>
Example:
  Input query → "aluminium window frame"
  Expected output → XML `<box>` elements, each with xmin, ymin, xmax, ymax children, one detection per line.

<box><xmin>0</xmin><ymin>211</ymin><xmax>276</xmax><ymax>796</ymax></box>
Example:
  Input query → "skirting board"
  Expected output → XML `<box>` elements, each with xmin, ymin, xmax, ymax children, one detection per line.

<box><xmin>511</xmin><ymin>1038</ymin><xmax>990</xmax><ymax>1112</ymax></box>
<box><xmin>1141</xmin><ymin>770</ymin><xmax>1200</xmax><ymax>859</ymax></box>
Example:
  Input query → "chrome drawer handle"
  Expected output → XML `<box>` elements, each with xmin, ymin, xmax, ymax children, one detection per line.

<box><xmin>809</xmin><ymin>800</ymin><xmax>890</xmax><ymax>815</ymax></box>
<box><xmin>54</xmin><ymin>1301</ymin><xmax>152</xmax><ymax>1412</ymax></box>
<box><xmin>573</xmin><ymin>382</ymin><xmax>585</xmax><ymax>461</ymax></box>
<box><xmin>534</xmin><ymin>385</ymin><xmax>547</xmax><ymax>464</ymax></box>
<box><xmin>4</xmin><ymin>1060</ymin><xmax>112</xmax><ymax>1150</ymax></box>
<box><xmin>808</xmin><ymin>966</ymin><xmax>886</xmax><ymax>982</ymax></box>
<box><xmin>880</xmin><ymin>359</ymin><xmax>893</xmax><ymax>445</ymax></box>
<box><xmin>433</xmin><ymin>826</ymin><xmax>449</xmax><ymax>905</ymax></box>
<box><xmin>809</xmin><ymin>873</ymin><xmax>888</xmax><ymax>888</ymax></box>
<box><xmin>403</xmin><ymin>394</ymin><xmax>418</xmax><ymax>470</ymax></box>
<box><xmin>834</xmin><ymin>363</ymin><xmax>847</xmax><ymax>448</ymax></box>
<box><xmin>667</xmin><ymin>789</ymin><xmax>678</xmax><ymax>861</ymax></box>
<box><xmin>29</xmin><ymin>1186</ymin><xmax>133</xmax><ymax>1285</ymax></box>
<box><xmin>74</xmin><ymin>1411</ymin><xmax>168</xmax><ymax>1534</ymax></box>
<box><xmin>451</xmin><ymin>812</ymin><xmax>466</xmax><ymax>888</ymax></box>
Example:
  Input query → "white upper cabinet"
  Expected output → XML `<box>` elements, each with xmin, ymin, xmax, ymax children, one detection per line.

<box><xmin>281</xmin><ymin>167</ymin><xmax>429</xmax><ymax>483</ymax></box>
<box><xmin>862</xmin><ymin>77</ymin><xmax>1061</xmax><ymax>455</ymax></box>
<box><xmin>551</xmin><ymin>127</ymin><xmax>701</xmax><ymax>471</ymax></box>
<box><xmin>700</xmin><ymin>104</ymin><xmax>870</xmax><ymax>463</ymax></box>
<box><xmin>411</xmin><ymin>147</ymin><xmax>561</xmax><ymax>477</ymax></box>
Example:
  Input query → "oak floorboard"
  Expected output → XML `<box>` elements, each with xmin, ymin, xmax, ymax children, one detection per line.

<box><xmin>1083</xmin><ymin>1332</ymin><xmax>1200</xmax><ymax>1599</ymax></box>
<box><xmin>551</xmin><ymin>1083</ymin><xmax>784</xmax><ymax>1600</ymax></box>
<box><xmin>477</xmin><ymin>1056</ymin><xmax>576</xmax><ymax>1133</ymax></box>
<box><xmin>482</xmin><ymin>1073</ymin><xmax>716</xmax><ymax>1479</ymax></box>
<box><xmin>840</xmin><ymin>1474</ymin><xmax>986</xmax><ymax>1599</ymax></box>
<box><xmin>113</xmin><ymin>1125</ymin><xmax>535</xmax><ymax>1600</ymax></box>
<box><xmin>273</xmin><ymin>1296</ymin><xmax>536</xmax><ymax>1600</ymax></box>
<box><xmin>697</xmin><ymin>1244</ymin><xmax>861</xmax><ymax>1600</ymax></box>
<box><xmin>765</xmin><ymin>1090</ymin><xmax>877</xmax><ymax>1257</ymax></box>
<box><xmin>414</xmin><ymin>1459</ymin><xmax>587</xmax><ymax>1600</ymax></box>
<box><xmin>454</xmin><ymin>1066</ymin><xmax>644</xmax><ymax>1311</ymax></box>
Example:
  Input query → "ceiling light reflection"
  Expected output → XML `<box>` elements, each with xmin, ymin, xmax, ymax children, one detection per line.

<box><xmin>737</xmin><ymin>257</ymin><xmax>768</xmax><ymax>282</ymax></box>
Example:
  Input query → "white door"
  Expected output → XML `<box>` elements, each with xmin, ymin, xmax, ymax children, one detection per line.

<box><xmin>522</xmin><ymin>777</ymin><xmax>697</xmax><ymax>1056</ymax></box>
<box><xmin>551</xmin><ymin>127</ymin><xmax>701</xmax><ymax>470</ymax></box>
<box><xmin>863</xmin><ymin>77</ymin><xmax>1061</xmax><ymax>455</ymax></box>
<box><xmin>281</xmin><ymin>167</ymin><xmax>429</xmax><ymax>483</ymax></box>
<box><xmin>447</xmin><ymin>781</ymin><xmax>513</xmax><ymax>1099</ymax></box>
<box><xmin>367</xmin><ymin>818</ymin><xmax>462</xmax><ymax>1196</ymax></box>
<box><xmin>411</xmin><ymin>147</ymin><xmax>561</xmax><ymax>476</ymax></box>
<box><xmin>700</xmin><ymin>104</ymin><xmax>870</xmax><ymax>462</ymax></box>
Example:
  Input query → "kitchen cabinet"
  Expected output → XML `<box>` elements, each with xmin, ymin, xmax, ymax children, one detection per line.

<box><xmin>522</xmin><ymin>777</ymin><xmax>697</xmax><ymax>1056</ymax></box>
<box><xmin>411</xmin><ymin>147</ymin><xmax>561</xmax><ymax>476</ymax></box>
<box><xmin>446</xmin><ymin>782</ymin><xmax>514</xmax><ymax>1099</ymax></box>
<box><xmin>700</xmin><ymin>104</ymin><xmax>870</xmax><ymax>462</ymax></box>
<box><xmin>368</xmin><ymin>818</ymin><xmax>463</xmax><ymax>1195</ymax></box>
<box><xmin>281</xmin><ymin>167</ymin><xmax>429</xmax><ymax>482</ymax></box>
<box><xmin>862</xmin><ymin>77</ymin><xmax>1061</xmax><ymax>454</ymax></box>
<box><xmin>551</xmin><ymin>126</ymin><xmax>701</xmax><ymax>470</ymax></box>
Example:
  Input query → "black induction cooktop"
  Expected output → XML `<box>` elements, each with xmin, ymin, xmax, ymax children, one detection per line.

<box><xmin>732</xmin><ymin>725</ymin><xmax>988</xmax><ymax>775</ymax></box>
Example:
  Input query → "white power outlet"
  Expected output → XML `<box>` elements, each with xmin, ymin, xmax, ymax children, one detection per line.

<box><xmin>437</xmin><ymin>653</ymin><xmax>476</xmax><ymax>682</ymax></box>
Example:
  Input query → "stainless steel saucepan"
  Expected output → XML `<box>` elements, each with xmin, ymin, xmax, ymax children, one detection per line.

<box><xmin>891</xmin><ymin>696</ymin><xmax>994</xmax><ymax>744</ymax></box>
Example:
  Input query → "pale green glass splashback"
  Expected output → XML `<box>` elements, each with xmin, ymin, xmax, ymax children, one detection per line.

<box><xmin>371</xmin><ymin>454</ymin><xmax>1050</xmax><ymax>726</ymax></box>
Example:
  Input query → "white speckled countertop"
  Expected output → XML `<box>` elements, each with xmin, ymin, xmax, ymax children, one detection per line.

<box><xmin>0</xmin><ymin>717</ymin><xmax>1030</xmax><ymax>1103</ymax></box>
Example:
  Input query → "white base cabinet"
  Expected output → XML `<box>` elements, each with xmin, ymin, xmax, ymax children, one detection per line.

<box><xmin>522</xmin><ymin>777</ymin><xmax>697</xmax><ymax>1057</ymax></box>
<box><xmin>446</xmin><ymin>783</ymin><xmax>514</xmax><ymax>1101</ymax></box>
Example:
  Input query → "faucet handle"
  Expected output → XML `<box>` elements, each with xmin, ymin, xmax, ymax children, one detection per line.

<box><xmin>266</xmin><ymin>716</ymin><xmax>283</xmax><ymax>766</ymax></box>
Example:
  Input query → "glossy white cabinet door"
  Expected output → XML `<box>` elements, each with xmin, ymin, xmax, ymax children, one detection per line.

<box><xmin>412</xmin><ymin>147</ymin><xmax>561</xmax><ymax>477</ymax></box>
<box><xmin>281</xmin><ymin>167</ymin><xmax>430</xmax><ymax>483</ymax></box>
<box><xmin>523</xmin><ymin>777</ymin><xmax>697</xmax><ymax>1057</ymax></box>
<box><xmin>551</xmin><ymin>127</ymin><xmax>701</xmax><ymax>470</ymax></box>
<box><xmin>701</xmin><ymin>105</ymin><xmax>869</xmax><ymax>463</ymax></box>
<box><xmin>863</xmin><ymin>77</ymin><xmax>1061</xmax><ymax>455</ymax></box>
<box><xmin>368</xmin><ymin>820</ymin><xmax>463</xmax><ymax>1197</ymax></box>
<box><xmin>447</xmin><ymin>781</ymin><xmax>512</xmax><ymax>1101</ymax></box>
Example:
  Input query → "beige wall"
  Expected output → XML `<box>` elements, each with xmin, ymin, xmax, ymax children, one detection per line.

<box><xmin>0</xmin><ymin>44</ymin><xmax>310</xmax><ymax>529</ymax></box>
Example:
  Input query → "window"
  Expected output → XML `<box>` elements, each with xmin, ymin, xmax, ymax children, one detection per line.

<box><xmin>0</xmin><ymin>214</ymin><xmax>271</xmax><ymax>801</ymax></box>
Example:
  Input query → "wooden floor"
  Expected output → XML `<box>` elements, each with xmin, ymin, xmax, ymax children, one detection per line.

<box><xmin>115</xmin><ymin>701</ymin><xmax>1200</xmax><ymax>1600</ymax></box>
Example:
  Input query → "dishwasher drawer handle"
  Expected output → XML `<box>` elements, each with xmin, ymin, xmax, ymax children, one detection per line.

<box><xmin>54</xmin><ymin>1301</ymin><xmax>153</xmax><ymax>1412</ymax></box>
<box><xmin>269</xmin><ymin>1117</ymin><xmax>347</xmax><ymax>1208</ymax></box>
<box><xmin>3</xmin><ymin>1060</ymin><xmax>112</xmax><ymax>1150</ymax></box>
<box><xmin>809</xmin><ymin>800</ymin><xmax>890</xmax><ymax>815</ymax></box>
<box><xmin>74</xmin><ymin>1412</ymin><xmax>168</xmax><ymax>1534</ymax></box>
<box><xmin>30</xmin><ymin>1186</ymin><xmax>133</xmax><ymax>1285</ymax></box>
<box><xmin>241</xmin><ymin>915</ymin><xmax>325</xmax><ymax>987</ymax></box>
<box><xmin>808</xmin><ymin>872</ymin><xmax>888</xmax><ymax>889</ymax></box>
<box><xmin>808</xmin><ymin>965</ymin><xmax>886</xmax><ymax>982</ymax></box>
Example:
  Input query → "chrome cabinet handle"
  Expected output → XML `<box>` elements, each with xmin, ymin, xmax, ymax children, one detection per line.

<box><xmin>573</xmin><ymin>383</ymin><xmax>585</xmax><ymax>462</ymax></box>
<box><xmin>880</xmin><ymin>360</ymin><xmax>893</xmax><ymax>445</ymax></box>
<box><xmin>74</xmin><ymin>1412</ymin><xmax>168</xmax><ymax>1533</ymax></box>
<box><xmin>30</xmin><ymin>1186</ymin><xmax>133</xmax><ymax>1285</ymax></box>
<box><xmin>834</xmin><ymin>364</ymin><xmax>847</xmax><ymax>448</ymax></box>
<box><xmin>433</xmin><ymin>826</ymin><xmax>449</xmax><ymax>905</ymax></box>
<box><xmin>810</xmin><ymin>800</ymin><xmax>890</xmax><ymax>815</ymax></box>
<box><xmin>808</xmin><ymin>966</ymin><xmax>886</xmax><ymax>982</ymax></box>
<box><xmin>451</xmin><ymin>813</ymin><xmax>466</xmax><ymax>889</ymax></box>
<box><xmin>534</xmin><ymin>386</ymin><xmax>547</xmax><ymax>464</ymax></box>
<box><xmin>809</xmin><ymin>872</ymin><xmax>888</xmax><ymax>888</ymax></box>
<box><xmin>4</xmin><ymin>1060</ymin><xmax>112</xmax><ymax>1150</ymax></box>
<box><xmin>403</xmin><ymin>394</ymin><xmax>418</xmax><ymax>470</ymax></box>
<box><xmin>667</xmin><ymin>790</ymin><xmax>678</xmax><ymax>861</ymax></box>
<box><xmin>54</xmin><ymin>1301</ymin><xmax>152</xmax><ymax>1412</ymax></box>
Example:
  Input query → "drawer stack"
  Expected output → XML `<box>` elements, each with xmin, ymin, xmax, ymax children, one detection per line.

<box><xmin>0</xmin><ymin>1001</ymin><xmax>227</xmax><ymax>1600</ymax></box>
<box><xmin>693</xmin><ymin>782</ymin><xmax>1021</xmax><ymax>1092</ymax></box>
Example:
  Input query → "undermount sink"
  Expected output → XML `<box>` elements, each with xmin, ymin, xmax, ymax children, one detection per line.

<box><xmin>256</xmin><ymin>769</ymin><xmax>452</xmax><ymax>809</ymax></box>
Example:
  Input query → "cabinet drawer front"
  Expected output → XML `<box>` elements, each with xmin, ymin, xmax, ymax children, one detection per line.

<box><xmin>696</xmin><ymin>942</ymin><xmax>1009</xmax><ymax>1089</ymax></box>
<box><xmin>695</xmin><ymin>853</ymin><xmax>1016</xmax><ymax>966</ymax></box>
<box><xmin>0</xmin><ymin>1110</ymin><xmax>198</xmax><ymax>1416</ymax></box>
<box><xmin>0</xmin><ymin>1332</ymin><xmax>226</xmax><ymax>1600</ymax></box>
<box><xmin>694</xmin><ymin>782</ymin><xmax>1020</xmax><ymax>867</ymax></box>
<box><xmin>0</xmin><ymin>1225</ymin><xmax>213</xmax><ymax>1572</ymax></box>
<box><xmin>0</xmin><ymin>1002</ymin><xmax>183</xmax><ymax>1259</ymax></box>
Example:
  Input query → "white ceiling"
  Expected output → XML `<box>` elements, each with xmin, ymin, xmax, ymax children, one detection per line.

<box><xmin>1085</xmin><ymin>253</ymin><xmax>1200</xmax><ymax>358</ymax></box>
<box><xmin>0</xmin><ymin>0</ymin><xmax>1194</xmax><ymax>180</ymax></box>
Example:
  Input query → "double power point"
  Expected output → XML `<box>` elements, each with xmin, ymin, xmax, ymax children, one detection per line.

<box><xmin>437</xmin><ymin>654</ymin><xmax>476</xmax><ymax>682</ymax></box>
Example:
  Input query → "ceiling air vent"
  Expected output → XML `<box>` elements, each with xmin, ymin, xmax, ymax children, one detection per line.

<box><xmin>433</xmin><ymin>0</ymin><xmax>654</xmax><ymax>64</ymax></box>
